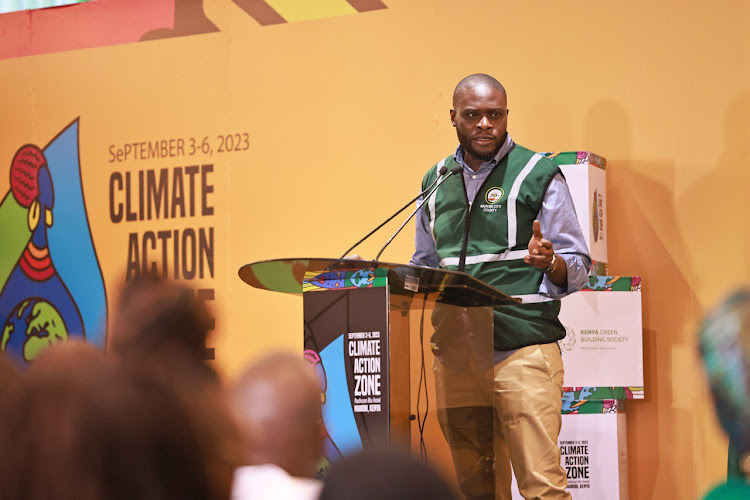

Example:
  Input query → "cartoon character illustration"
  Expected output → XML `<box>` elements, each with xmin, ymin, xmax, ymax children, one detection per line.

<box><xmin>561</xmin><ymin>386</ymin><xmax>643</xmax><ymax>414</ymax></box>
<box><xmin>587</xmin><ymin>276</ymin><xmax>612</xmax><ymax>291</ymax></box>
<box><xmin>304</xmin><ymin>349</ymin><xmax>343</xmax><ymax>478</ymax></box>
<box><xmin>602</xmin><ymin>400</ymin><xmax>620</xmax><ymax>414</ymax></box>
<box><xmin>582</xmin><ymin>276</ymin><xmax>641</xmax><ymax>292</ymax></box>
<box><xmin>585</xmin><ymin>276</ymin><xmax>639</xmax><ymax>292</ymax></box>
<box><xmin>313</xmin><ymin>271</ymin><xmax>347</xmax><ymax>289</ymax></box>
<box><xmin>0</xmin><ymin>146</ymin><xmax>83</xmax><ymax>363</ymax></box>
<box><xmin>303</xmin><ymin>268</ymin><xmax>378</xmax><ymax>292</ymax></box>
<box><xmin>561</xmin><ymin>386</ymin><xmax>595</xmax><ymax>414</ymax></box>
<box><xmin>0</xmin><ymin>120</ymin><xmax>107</xmax><ymax>365</ymax></box>
<box><xmin>348</xmin><ymin>268</ymin><xmax>375</xmax><ymax>288</ymax></box>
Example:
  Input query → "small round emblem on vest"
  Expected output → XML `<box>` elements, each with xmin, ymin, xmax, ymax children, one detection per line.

<box><xmin>485</xmin><ymin>187</ymin><xmax>504</xmax><ymax>204</ymax></box>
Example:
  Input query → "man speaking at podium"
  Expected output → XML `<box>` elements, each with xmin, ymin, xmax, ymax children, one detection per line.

<box><xmin>410</xmin><ymin>74</ymin><xmax>591</xmax><ymax>499</ymax></box>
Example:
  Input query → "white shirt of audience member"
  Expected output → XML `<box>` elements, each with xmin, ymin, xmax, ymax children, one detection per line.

<box><xmin>231</xmin><ymin>464</ymin><xmax>322</xmax><ymax>500</ymax></box>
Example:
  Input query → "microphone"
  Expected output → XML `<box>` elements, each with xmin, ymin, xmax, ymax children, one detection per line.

<box><xmin>339</xmin><ymin>166</ymin><xmax>448</xmax><ymax>259</ymax></box>
<box><xmin>374</xmin><ymin>165</ymin><xmax>462</xmax><ymax>262</ymax></box>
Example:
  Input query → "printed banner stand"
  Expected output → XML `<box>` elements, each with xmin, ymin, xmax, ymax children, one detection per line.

<box><xmin>511</xmin><ymin>411</ymin><xmax>629</xmax><ymax>499</ymax></box>
<box><xmin>508</xmin><ymin>277</ymin><xmax>642</xmax><ymax>499</ymax></box>
<box><xmin>559</xmin><ymin>276</ymin><xmax>645</xmax><ymax>409</ymax></box>
<box><xmin>238</xmin><ymin>258</ymin><xmax>516</xmax><ymax>478</ymax></box>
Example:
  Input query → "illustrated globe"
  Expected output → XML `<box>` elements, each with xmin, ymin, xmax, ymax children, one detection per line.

<box><xmin>1</xmin><ymin>298</ymin><xmax>69</xmax><ymax>363</ymax></box>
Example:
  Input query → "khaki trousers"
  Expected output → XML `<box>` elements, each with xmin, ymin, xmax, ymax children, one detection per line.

<box><xmin>434</xmin><ymin>343</ymin><xmax>570</xmax><ymax>500</ymax></box>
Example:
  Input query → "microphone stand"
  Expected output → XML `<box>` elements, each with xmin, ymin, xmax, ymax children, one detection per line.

<box><xmin>338</xmin><ymin>166</ymin><xmax>447</xmax><ymax>260</ymax></box>
<box><xmin>374</xmin><ymin>166</ymin><xmax>461</xmax><ymax>262</ymax></box>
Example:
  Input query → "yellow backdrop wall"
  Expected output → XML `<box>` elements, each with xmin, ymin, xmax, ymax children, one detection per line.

<box><xmin>0</xmin><ymin>1</ymin><xmax>748</xmax><ymax>497</ymax></box>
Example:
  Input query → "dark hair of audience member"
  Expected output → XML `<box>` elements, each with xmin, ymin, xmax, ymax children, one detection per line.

<box><xmin>0</xmin><ymin>341</ymin><xmax>212</xmax><ymax>499</ymax></box>
<box><xmin>109</xmin><ymin>273</ymin><xmax>243</xmax><ymax>499</ymax></box>
<box><xmin>319</xmin><ymin>448</ymin><xmax>460</xmax><ymax>500</ymax></box>
<box><xmin>110</xmin><ymin>272</ymin><xmax>214</xmax><ymax>378</ymax></box>
<box><xmin>230</xmin><ymin>351</ymin><xmax>323</xmax><ymax>478</ymax></box>
<box><xmin>0</xmin><ymin>351</ymin><xmax>19</xmax><ymax>399</ymax></box>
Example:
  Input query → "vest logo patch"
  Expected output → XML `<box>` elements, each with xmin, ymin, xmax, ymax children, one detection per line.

<box><xmin>481</xmin><ymin>187</ymin><xmax>504</xmax><ymax>213</ymax></box>
<box><xmin>486</xmin><ymin>187</ymin><xmax>504</xmax><ymax>204</ymax></box>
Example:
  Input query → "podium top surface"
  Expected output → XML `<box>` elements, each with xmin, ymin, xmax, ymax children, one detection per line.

<box><xmin>238</xmin><ymin>258</ymin><xmax>519</xmax><ymax>307</ymax></box>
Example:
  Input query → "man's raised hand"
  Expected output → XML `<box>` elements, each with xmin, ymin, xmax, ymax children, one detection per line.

<box><xmin>524</xmin><ymin>220</ymin><xmax>555</xmax><ymax>270</ymax></box>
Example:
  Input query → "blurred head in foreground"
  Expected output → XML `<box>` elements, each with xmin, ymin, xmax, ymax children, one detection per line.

<box><xmin>231</xmin><ymin>351</ymin><xmax>322</xmax><ymax>478</ymax></box>
<box><xmin>0</xmin><ymin>351</ymin><xmax>19</xmax><ymax>398</ymax></box>
<box><xmin>699</xmin><ymin>289</ymin><xmax>750</xmax><ymax>475</ymax></box>
<box><xmin>110</xmin><ymin>272</ymin><xmax>213</xmax><ymax>378</ymax></box>
<box><xmin>319</xmin><ymin>447</ymin><xmax>459</xmax><ymax>500</ymax></box>
<box><xmin>110</xmin><ymin>273</ymin><xmax>241</xmax><ymax>498</ymax></box>
<box><xmin>0</xmin><ymin>342</ymin><xmax>212</xmax><ymax>499</ymax></box>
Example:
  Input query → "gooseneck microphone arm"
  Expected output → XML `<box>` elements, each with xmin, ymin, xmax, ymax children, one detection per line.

<box><xmin>374</xmin><ymin>165</ymin><xmax>462</xmax><ymax>262</ymax></box>
<box><xmin>338</xmin><ymin>166</ymin><xmax>448</xmax><ymax>260</ymax></box>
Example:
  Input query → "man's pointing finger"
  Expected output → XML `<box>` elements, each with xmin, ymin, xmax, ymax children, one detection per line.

<box><xmin>532</xmin><ymin>219</ymin><xmax>543</xmax><ymax>238</ymax></box>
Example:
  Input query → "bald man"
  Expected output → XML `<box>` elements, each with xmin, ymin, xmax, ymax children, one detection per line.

<box><xmin>229</xmin><ymin>352</ymin><xmax>323</xmax><ymax>500</ymax></box>
<box><xmin>411</xmin><ymin>74</ymin><xmax>591</xmax><ymax>499</ymax></box>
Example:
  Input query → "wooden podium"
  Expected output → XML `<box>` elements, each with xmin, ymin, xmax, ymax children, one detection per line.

<box><xmin>239</xmin><ymin>258</ymin><xmax>517</xmax><ymax>476</ymax></box>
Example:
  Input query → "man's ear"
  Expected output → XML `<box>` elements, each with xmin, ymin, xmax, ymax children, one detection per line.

<box><xmin>450</xmin><ymin>109</ymin><xmax>456</xmax><ymax>127</ymax></box>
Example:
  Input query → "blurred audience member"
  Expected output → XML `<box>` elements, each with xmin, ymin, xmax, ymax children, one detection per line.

<box><xmin>0</xmin><ymin>351</ymin><xmax>19</xmax><ymax>399</ymax></box>
<box><xmin>230</xmin><ymin>352</ymin><xmax>323</xmax><ymax>500</ymax></box>
<box><xmin>699</xmin><ymin>289</ymin><xmax>750</xmax><ymax>498</ymax></box>
<box><xmin>110</xmin><ymin>272</ymin><xmax>215</xmax><ymax>381</ymax></box>
<box><xmin>110</xmin><ymin>273</ymin><xmax>241</xmax><ymax>499</ymax></box>
<box><xmin>0</xmin><ymin>341</ymin><xmax>212</xmax><ymax>499</ymax></box>
<box><xmin>319</xmin><ymin>447</ymin><xmax>459</xmax><ymax>500</ymax></box>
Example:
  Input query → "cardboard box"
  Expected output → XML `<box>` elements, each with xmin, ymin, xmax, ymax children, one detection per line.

<box><xmin>545</xmin><ymin>151</ymin><xmax>607</xmax><ymax>269</ymax></box>
<box><xmin>558</xmin><ymin>277</ymin><xmax>644</xmax><ymax>400</ymax></box>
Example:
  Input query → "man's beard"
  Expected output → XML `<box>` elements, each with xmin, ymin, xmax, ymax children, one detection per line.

<box><xmin>458</xmin><ymin>133</ymin><xmax>502</xmax><ymax>162</ymax></box>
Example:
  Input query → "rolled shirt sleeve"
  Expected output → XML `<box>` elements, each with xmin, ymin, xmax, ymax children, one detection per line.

<box><xmin>538</xmin><ymin>173</ymin><xmax>592</xmax><ymax>298</ymax></box>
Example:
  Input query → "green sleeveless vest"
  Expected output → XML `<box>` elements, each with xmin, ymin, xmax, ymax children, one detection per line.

<box><xmin>422</xmin><ymin>144</ymin><xmax>566</xmax><ymax>350</ymax></box>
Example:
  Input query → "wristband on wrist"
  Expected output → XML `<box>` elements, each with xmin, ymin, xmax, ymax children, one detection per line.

<box><xmin>544</xmin><ymin>254</ymin><xmax>557</xmax><ymax>274</ymax></box>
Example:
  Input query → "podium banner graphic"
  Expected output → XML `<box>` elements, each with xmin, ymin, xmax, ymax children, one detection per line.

<box><xmin>303</xmin><ymin>281</ymin><xmax>390</xmax><ymax>475</ymax></box>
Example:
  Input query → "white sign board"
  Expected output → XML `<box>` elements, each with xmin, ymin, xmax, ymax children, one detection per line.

<box><xmin>511</xmin><ymin>413</ymin><xmax>629</xmax><ymax>499</ymax></box>
<box><xmin>558</xmin><ymin>288</ymin><xmax>644</xmax><ymax>391</ymax></box>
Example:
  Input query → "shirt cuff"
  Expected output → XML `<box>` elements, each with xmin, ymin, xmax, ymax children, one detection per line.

<box><xmin>539</xmin><ymin>253</ymin><xmax>591</xmax><ymax>299</ymax></box>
